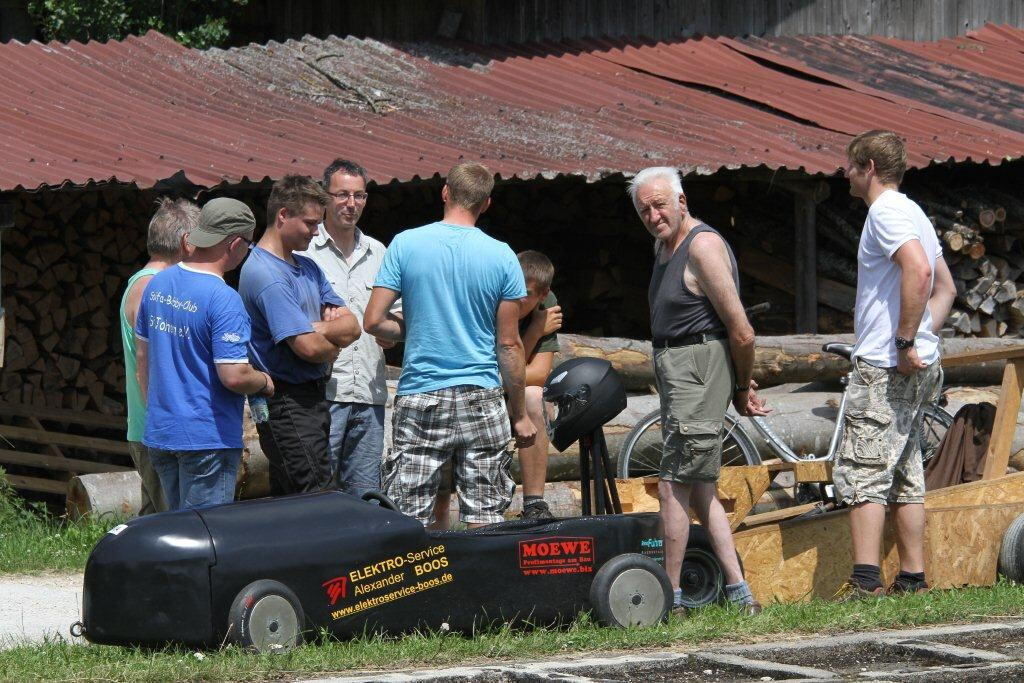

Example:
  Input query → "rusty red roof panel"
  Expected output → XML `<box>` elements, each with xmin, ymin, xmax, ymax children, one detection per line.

<box><xmin>1</xmin><ymin>27</ymin><xmax>1023</xmax><ymax>192</ymax></box>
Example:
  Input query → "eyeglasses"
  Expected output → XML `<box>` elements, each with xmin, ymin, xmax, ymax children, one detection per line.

<box><xmin>236</xmin><ymin>235</ymin><xmax>254</xmax><ymax>250</ymax></box>
<box><xmin>327</xmin><ymin>190</ymin><xmax>369</xmax><ymax>203</ymax></box>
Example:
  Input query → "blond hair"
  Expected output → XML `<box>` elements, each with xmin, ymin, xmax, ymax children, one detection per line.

<box><xmin>846</xmin><ymin>130</ymin><xmax>907</xmax><ymax>185</ymax></box>
<box><xmin>445</xmin><ymin>163</ymin><xmax>494</xmax><ymax>211</ymax></box>
<box><xmin>267</xmin><ymin>174</ymin><xmax>329</xmax><ymax>225</ymax></box>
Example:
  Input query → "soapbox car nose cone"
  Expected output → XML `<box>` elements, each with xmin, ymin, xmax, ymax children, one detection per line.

<box><xmin>82</xmin><ymin>509</ymin><xmax>216</xmax><ymax>646</ymax></box>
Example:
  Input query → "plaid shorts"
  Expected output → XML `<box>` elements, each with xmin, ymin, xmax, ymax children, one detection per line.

<box><xmin>382</xmin><ymin>385</ymin><xmax>515</xmax><ymax>525</ymax></box>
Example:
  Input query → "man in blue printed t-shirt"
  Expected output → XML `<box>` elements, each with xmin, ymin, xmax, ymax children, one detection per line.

<box><xmin>135</xmin><ymin>198</ymin><xmax>274</xmax><ymax>511</ymax></box>
<box><xmin>364</xmin><ymin>162</ymin><xmax>537</xmax><ymax>527</ymax></box>
<box><xmin>239</xmin><ymin>175</ymin><xmax>361</xmax><ymax>496</ymax></box>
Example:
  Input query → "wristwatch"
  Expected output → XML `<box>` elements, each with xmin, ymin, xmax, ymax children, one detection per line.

<box><xmin>894</xmin><ymin>336</ymin><xmax>914</xmax><ymax>350</ymax></box>
<box><xmin>734</xmin><ymin>383</ymin><xmax>749</xmax><ymax>394</ymax></box>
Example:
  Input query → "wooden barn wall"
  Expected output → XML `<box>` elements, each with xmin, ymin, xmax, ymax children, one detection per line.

<box><xmin>236</xmin><ymin>0</ymin><xmax>1024</xmax><ymax>45</ymax></box>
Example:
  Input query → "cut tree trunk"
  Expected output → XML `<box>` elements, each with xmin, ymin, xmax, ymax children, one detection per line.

<box><xmin>554</xmin><ymin>334</ymin><xmax>1024</xmax><ymax>389</ymax></box>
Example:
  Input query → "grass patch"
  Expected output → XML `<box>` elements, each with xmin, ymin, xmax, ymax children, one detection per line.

<box><xmin>1</xmin><ymin>581</ymin><xmax>1022</xmax><ymax>681</ymax></box>
<box><xmin>0</xmin><ymin>469</ymin><xmax>122</xmax><ymax>573</ymax></box>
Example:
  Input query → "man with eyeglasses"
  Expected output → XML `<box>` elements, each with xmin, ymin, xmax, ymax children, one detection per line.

<box><xmin>135</xmin><ymin>198</ymin><xmax>274</xmax><ymax>510</ymax></box>
<box><xmin>295</xmin><ymin>159</ymin><xmax>396</xmax><ymax>497</ymax></box>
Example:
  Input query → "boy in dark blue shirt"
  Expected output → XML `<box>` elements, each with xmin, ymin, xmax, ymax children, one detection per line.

<box><xmin>136</xmin><ymin>198</ymin><xmax>273</xmax><ymax>510</ymax></box>
<box><xmin>239</xmin><ymin>175</ymin><xmax>360</xmax><ymax>495</ymax></box>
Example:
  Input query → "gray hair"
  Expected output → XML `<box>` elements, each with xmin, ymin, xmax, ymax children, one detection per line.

<box><xmin>628</xmin><ymin>167</ymin><xmax>684</xmax><ymax>203</ymax></box>
<box><xmin>148</xmin><ymin>197</ymin><xmax>199</xmax><ymax>258</ymax></box>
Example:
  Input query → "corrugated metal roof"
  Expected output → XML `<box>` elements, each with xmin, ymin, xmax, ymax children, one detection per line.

<box><xmin>1</xmin><ymin>26</ymin><xmax>1023</xmax><ymax>191</ymax></box>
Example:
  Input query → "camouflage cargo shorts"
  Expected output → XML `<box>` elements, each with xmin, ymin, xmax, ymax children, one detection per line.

<box><xmin>832</xmin><ymin>359</ymin><xmax>943</xmax><ymax>506</ymax></box>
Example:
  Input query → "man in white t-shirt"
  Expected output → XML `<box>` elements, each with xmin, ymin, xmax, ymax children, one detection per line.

<box><xmin>834</xmin><ymin>130</ymin><xmax>956</xmax><ymax>599</ymax></box>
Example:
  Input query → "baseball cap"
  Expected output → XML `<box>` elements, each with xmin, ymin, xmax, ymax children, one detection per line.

<box><xmin>188</xmin><ymin>198</ymin><xmax>256</xmax><ymax>248</ymax></box>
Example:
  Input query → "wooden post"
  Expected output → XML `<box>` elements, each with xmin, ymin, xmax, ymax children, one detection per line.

<box><xmin>794</xmin><ymin>193</ymin><xmax>817</xmax><ymax>333</ymax></box>
<box><xmin>982</xmin><ymin>359</ymin><xmax>1024</xmax><ymax>480</ymax></box>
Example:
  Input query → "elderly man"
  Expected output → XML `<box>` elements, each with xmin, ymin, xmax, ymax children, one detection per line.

<box><xmin>240</xmin><ymin>175</ymin><xmax>361</xmax><ymax>496</ymax></box>
<box><xmin>296</xmin><ymin>159</ymin><xmax>394</xmax><ymax>497</ymax></box>
<box><xmin>364</xmin><ymin>162</ymin><xmax>536</xmax><ymax>528</ymax></box>
<box><xmin>120</xmin><ymin>198</ymin><xmax>196</xmax><ymax>515</ymax></box>
<box><xmin>136</xmin><ymin>198</ymin><xmax>274</xmax><ymax>510</ymax></box>
<box><xmin>630</xmin><ymin>166</ymin><xmax>767</xmax><ymax>615</ymax></box>
<box><xmin>835</xmin><ymin>130</ymin><xmax>955</xmax><ymax>598</ymax></box>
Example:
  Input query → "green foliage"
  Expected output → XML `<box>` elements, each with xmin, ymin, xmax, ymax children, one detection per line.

<box><xmin>27</xmin><ymin>0</ymin><xmax>248</xmax><ymax>49</ymax></box>
<box><xmin>0</xmin><ymin>468</ymin><xmax>120</xmax><ymax>573</ymax></box>
<box><xmin>0</xmin><ymin>582</ymin><xmax>1023</xmax><ymax>681</ymax></box>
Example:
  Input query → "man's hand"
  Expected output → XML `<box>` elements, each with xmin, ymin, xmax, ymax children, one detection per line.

<box><xmin>322</xmin><ymin>305</ymin><xmax>343</xmax><ymax>322</ymax></box>
<box><xmin>897</xmin><ymin>346</ymin><xmax>927</xmax><ymax>376</ymax></box>
<box><xmin>375</xmin><ymin>337</ymin><xmax>397</xmax><ymax>350</ymax></box>
<box><xmin>732</xmin><ymin>379</ymin><xmax>771</xmax><ymax>417</ymax></box>
<box><xmin>513</xmin><ymin>414</ymin><xmax>537</xmax><ymax>449</ymax></box>
<box><xmin>531</xmin><ymin>304</ymin><xmax>563</xmax><ymax>336</ymax></box>
<box><xmin>259</xmin><ymin>372</ymin><xmax>275</xmax><ymax>398</ymax></box>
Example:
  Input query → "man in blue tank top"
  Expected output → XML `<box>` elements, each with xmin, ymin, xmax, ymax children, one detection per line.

<box><xmin>630</xmin><ymin>166</ymin><xmax>769</xmax><ymax>616</ymax></box>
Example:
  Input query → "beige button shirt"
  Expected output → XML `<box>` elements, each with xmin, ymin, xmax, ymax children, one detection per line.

<box><xmin>296</xmin><ymin>226</ymin><xmax>393</xmax><ymax>405</ymax></box>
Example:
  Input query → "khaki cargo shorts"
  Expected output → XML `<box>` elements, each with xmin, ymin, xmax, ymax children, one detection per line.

<box><xmin>832</xmin><ymin>359</ymin><xmax>943</xmax><ymax>506</ymax></box>
<box><xmin>653</xmin><ymin>339</ymin><xmax>734</xmax><ymax>484</ymax></box>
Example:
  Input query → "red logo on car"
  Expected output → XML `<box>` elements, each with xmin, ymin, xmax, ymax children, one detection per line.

<box><xmin>518</xmin><ymin>536</ymin><xmax>595</xmax><ymax>575</ymax></box>
<box><xmin>322</xmin><ymin>576</ymin><xmax>348</xmax><ymax>605</ymax></box>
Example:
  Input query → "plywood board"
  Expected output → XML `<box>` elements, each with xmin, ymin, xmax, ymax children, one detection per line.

<box><xmin>982</xmin><ymin>359</ymin><xmax>1024</xmax><ymax>480</ymax></box>
<box><xmin>925</xmin><ymin>470</ymin><xmax>1024</xmax><ymax>507</ymax></box>
<box><xmin>614</xmin><ymin>466</ymin><xmax>774</xmax><ymax>527</ymax></box>
<box><xmin>737</xmin><ymin>493</ymin><xmax>1024</xmax><ymax>603</ymax></box>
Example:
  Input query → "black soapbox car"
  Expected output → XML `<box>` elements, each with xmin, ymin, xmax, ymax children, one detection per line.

<box><xmin>79</xmin><ymin>359</ymin><xmax>730</xmax><ymax>652</ymax></box>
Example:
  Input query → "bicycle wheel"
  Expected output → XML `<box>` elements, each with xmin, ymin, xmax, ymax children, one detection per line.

<box><xmin>617</xmin><ymin>409</ymin><xmax>761</xmax><ymax>479</ymax></box>
<box><xmin>919</xmin><ymin>404</ymin><xmax>953</xmax><ymax>466</ymax></box>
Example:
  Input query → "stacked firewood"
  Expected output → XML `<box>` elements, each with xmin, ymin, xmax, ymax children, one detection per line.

<box><xmin>0</xmin><ymin>188</ymin><xmax>154</xmax><ymax>413</ymax></box>
<box><xmin>815</xmin><ymin>185</ymin><xmax>1024</xmax><ymax>338</ymax></box>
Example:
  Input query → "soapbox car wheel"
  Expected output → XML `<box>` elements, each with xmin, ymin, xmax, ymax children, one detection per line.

<box><xmin>227</xmin><ymin>579</ymin><xmax>305</xmax><ymax>653</ymax></box>
<box><xmin>678</xmin><ymin>526</ymin><xmax>726</xmax><ymax>609</ymax></box>
<box><xmin>589</xmin><ymin>553</ymin><xmax>672</xmax><ymax>627</ymax></box>
<box><xmin>998</xmin><ymin>513</ymin><xmax>1024</xmax><ymax>583</ymax></box>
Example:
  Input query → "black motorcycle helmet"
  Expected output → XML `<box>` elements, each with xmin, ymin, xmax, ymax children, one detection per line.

<box><xmin>543</xmin><ymin>358</ymin><xmax>627</xmax><ymax>452</ymax></box>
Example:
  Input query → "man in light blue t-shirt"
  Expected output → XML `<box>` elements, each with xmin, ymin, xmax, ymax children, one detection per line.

<box><xmin>136</xmin><ymin>198</ymin><xmax>274</xmax><ymax>511</ymax></box>
<box><xmin>364</xmin><ymin>162</ymin><xmax>536</xmax><ymax>527</ymax></box>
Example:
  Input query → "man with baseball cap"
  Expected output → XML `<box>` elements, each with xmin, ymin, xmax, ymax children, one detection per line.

<box><xmin>135</xmin><ymin>197</ymin><xmax>275</xmax><ymax>510</ymax></box>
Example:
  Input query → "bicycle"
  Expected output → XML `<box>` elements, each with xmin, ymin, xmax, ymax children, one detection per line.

<box><xmin>617</xmin><ymin>341</ymin><xmax>954</xmax><ymax>479</ymax></box>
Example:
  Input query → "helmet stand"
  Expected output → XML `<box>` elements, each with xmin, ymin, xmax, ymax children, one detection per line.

<box><xmin>578</xmin><ymin>427</ymin><xmax>622</xmax><ymax>515</ymax></box>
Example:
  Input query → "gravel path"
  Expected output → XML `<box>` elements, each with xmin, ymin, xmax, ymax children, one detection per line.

<box><xmin>0</xmin><ymin>572</ymin><xmax>83</xmax><ymax>649</ymax></box>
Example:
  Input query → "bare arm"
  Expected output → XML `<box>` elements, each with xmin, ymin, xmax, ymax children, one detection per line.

<box><xmin>313</xmin><ymin>306</ymin><xmax>361</xmax><ymax>347</ymax></box>
<box><xmin>497</xmin><ymin>299</ymin><xmax>537</xmax><ymax>448</ymax></box>
<box><xmin>497</xmin><ymin>300</ymin><xmax>528</xmax><ymax>420</ymax></box>
<box><xmin>927</xmin><ymin>255</ymin><xmax>956</xmax><ymax>335</ymax></box>
<box><xmin>216</xmin><ymin>363</ymin><xmax>274</xmax><ymax>396</ymax></box>
<box><xmin>524</xmin><ymin>351</ymin><xmax>555</xmax><ymax>387</ymax></box>
<box><xmin>521</xmin><ymin>305</ymin><xmax>562</xmax><ymax>359</ymax></box>
<box><xmin>689</xmin><ymin>232</ymin><xmax>769</xmax><ymax>417</ymax></box>
<box><xmin>689</xmin><ymin>233</ymin><xmax>755</xmax><ymax>387</ymax></box>
<box><xmin>892</xmin><ymin>239</ymin><xmax>933</xmax><ymax>340</ymax></box>
<box><xmin>287</xmin><ymin>332</ymin><xmax>341</xmax><ymax>364</ymax></box>
<box><xmin>135</xmin><ymin>337</ymin><xmax>148</xmax><ymax>405</ymax></box>
<box><xmin>363</xmin><ymin>287</ymin><xmax>406</xmax><ymax>341</ymax></box>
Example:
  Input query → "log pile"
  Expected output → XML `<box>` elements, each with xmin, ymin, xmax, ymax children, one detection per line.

<box><xmin>814</xmin><ymin>185</ymin><xmax>1024</xmax><ymax>338</ymax></box>
<box><xmin>0</xmin><ymin>188</ymin><xmax>155</xmax><ymax>414</ymax></box>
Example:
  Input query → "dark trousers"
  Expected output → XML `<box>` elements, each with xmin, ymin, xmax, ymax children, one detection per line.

<box><xmin>255</xmin><ymin>379</ymin><xmax>333</xmax><ymax>496</ymax></box>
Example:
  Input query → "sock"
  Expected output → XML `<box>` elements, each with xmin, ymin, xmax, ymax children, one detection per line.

<box><xmin>896</xmin><ymin>570</ymin><xmax>926</xmax><ymax>586</ymax></box>
<box><xmin>851</xmin><ymin>564</ymin><xmax>883</xmax><ymax>590</ymax></box>
<box><xmin>725</xmin><ymin>580</ymin><xmax>755</xmax><ymax>605</ymax></box>
<box><xmin>523</xmin><ymin>495</ymin><xmax>544</xmax><ymax>507</ymax></box>
<box><xmin>673</xmin><ymin>588</ymin><xmax>683</xmax><ymax>607</ymax></box>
